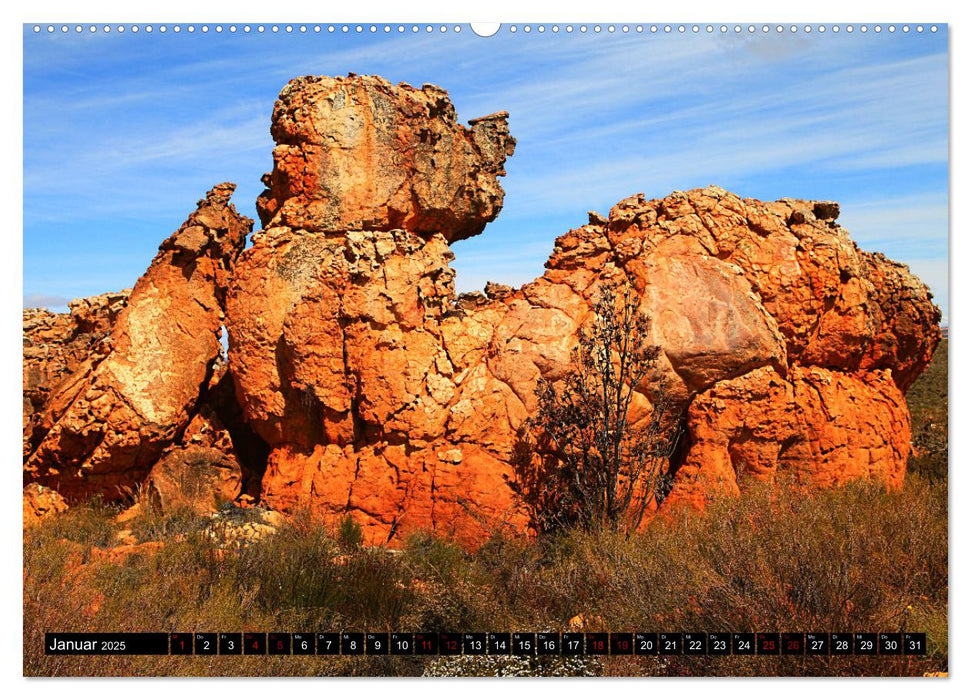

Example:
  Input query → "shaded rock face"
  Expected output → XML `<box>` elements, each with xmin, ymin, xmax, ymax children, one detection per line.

<box><xmin>24</xmin><ymin>184</ymin><xmax>253</xmax><ymax>500</ymax></box>
<box><xmin>224</xmin><ymin>76</ymin><xmax>940</xmax><ymax>544</ymax></box>
<box><xmin>145</xmin><ymin>445</ymin><xmax>242</xmax><ymax>516</ymax></box>
<box><xmin>176</xmin><ymin>362</ymin><xmax>271</xmax><ymax>501</ymax></box>
<box><xmin>256</xmin><ymin>75</ymin><xmax>516</xmax><ymax>243</ymax></box>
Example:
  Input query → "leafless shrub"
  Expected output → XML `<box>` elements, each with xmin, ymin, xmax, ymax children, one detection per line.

<box><xmin>516</xmin><ymin>282</ymin><xmax>683</xmax><ymax>532</ymax></box>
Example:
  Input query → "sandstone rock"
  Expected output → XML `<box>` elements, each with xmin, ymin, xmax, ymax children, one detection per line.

<box><xmin>204</xmin><ymin>505</ymin><xmax>281</xmax><ymax>548</ymax></box>
<box><xmin>224</xmin><ymin>79</ymin><xmax>940</xmax><ymax>544</ymax></box>
<box><xmin>23</xmin><ymin>184</ymin><xmax>252</xmax><ymax>500</ymax></box>
<box><xmin>142</xmin><ymin>362</ymin><xmax>269</xmax><ymax>514</ymax></box>
<box><xmin>860</xmin><ymin>252</ymin><xmax>943</xmax><ymax>390</ymax></box>
<box><xmin>255</xmin><ymin>75</ymin><xmax>516</xmax><ymax>242</ymax></box>
<box><xmin>24</xmin><ymin>77</ymin><xmax>941</xmax><ymax>544</ymax></box>
<box><xmin>600</xmin><ymin>187</ymin><xmax>940</xmax><ymax>390</ymax></box>
<box><xmin>484</xmin><ymin>281</ymin><xmax>514</xmax><ymax>300</ymax></box>
<box><xmin>23</xmin><ymin>291</ymin><xmax>130</xmax><ymax>444</ymax></box>
<box><xmin>145</xmin><ymin>445</ymin><xmax>242</xmax><ymax>515</ymax></box>
<box><xmin>665</xmin><ymin>365</ymin><xmax>912</xmax><ymax>509</ymax></box>
<box><xmin>227</xmin><ymin>227</ymin><xmax>457</xmax><ymax>449</ymax></box>
<box><xmin>68</xmin><ymin>291</ymin><xmax>131</xmax><ymax>335</ymax></box>
<box><xmin>23</xmin><ymin>483</ymin><xmax>68</xmax><ymax>528</ymax></box>
<box><xmin>177</xmin><ymin>362</ymin><xmax>270</xmax><ymax>499</ymax></box>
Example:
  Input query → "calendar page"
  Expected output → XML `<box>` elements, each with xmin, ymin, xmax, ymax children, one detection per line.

<box><xmin>21</xmin><ymin>19</ymin><xmax>948</xmax><ymax>679</ymax></box>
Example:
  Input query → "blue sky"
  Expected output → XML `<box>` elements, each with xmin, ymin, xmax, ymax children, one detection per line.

<box><xmin>23</xmin><ymin>25</ymin><xmax>949</xmax><ymax>323</ymax></box>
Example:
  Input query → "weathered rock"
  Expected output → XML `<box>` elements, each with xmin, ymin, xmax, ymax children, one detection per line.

<box><xmin>665</xmin><ymin>365</ymin><xmax>912</xmax><ymax>509</ymax></box>
<box><xmin>23</xmin><ymin>77</ymin><xmax>941</xmax><ymax>543</ymax></box>
<box><xmin>23</xmin><ymin>184</ymin><xmax>252</xmax><ymax>500</ymax></box>
<box><xmin>176</xmin><ymin>362</ymin><xmax>270</xmax><ymax>499</ymax></box>
<box><xmin>23</xmin><ymin>291</ymin><xmax>130</xmax><ymax>439</ymax></box>
<box><xmin>145</xmin><ymin>445</ymin><xmax>241</xmax><ymax>515</ymax></box>
<box><xmin>204</xmin><ymin>505</ymin><xmax>283</xmax><ymax>548</ymax></box>
<box><xmin>255</xmin><ymin>75</ymin><xmax>516</xmax><ymax>243</ymax></box>
<box><xmin>222</xmin><ymin>79</ymin><xmax>939</xmax><ymax>543</ymax></box>
<box><xmin>23</xmin><ymin>483</ymin><xmax>68</xmax><ymax>528</ymax></box>
<box><xmin>599</xmin><ymin>188</ymin><xmax>940</xmax><ymax>390</ymax></box>
<box><xmin>859</xmin><ymin>252</ymin><xmax>943</xmax><ymax>390</ymax></box>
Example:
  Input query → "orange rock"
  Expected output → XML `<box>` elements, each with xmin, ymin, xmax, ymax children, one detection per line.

<box><xmin>223</xmin><ymin>79</ymin><xmax>940</xmax><ymax>544</ymax></box>
<box><xmin>602</xmin><ymin>188</ymin><xmax>940</xmax><ymax>391</ymax></box>
<box><xmin>22</xmin><ymin>291</ymin><xmax>129</xmax><ymax>449</ymax></box>
<box><xmin>666</xmin><ymin>365</ymin><xmax>912</xmax><ymax>509</ymax></box>
<box><xmin>22</xmin><ymin>77</ymin><xmax>942</xmax><ymax>545</ymax></box>
<box><xmin>177</xmin><ymin>362</ymin><xmax>270</xmax><ymax>500</ymax></box>
<box><xmin>145</xmin><ymin>445</ymin><xmax>242</xmax><ymax>515</ymax></box>
<box><xmin>23</xmin><ymin>184</ymin><xmax>252</xmax><ymax>501</ymax></box>
<box><xmin>256</xmin><ymin>75</ymin><xmax>516</xmax><ymax>243</ymax></box>
<box><xmin>23</xmin><ymin>483</ymin><xmax>68</xmax><ymax>528</ymax></box>
<box><xmin>259</xmin><ymin>441</ymin><xmax>527</xmax><ymax>546</ymax></box>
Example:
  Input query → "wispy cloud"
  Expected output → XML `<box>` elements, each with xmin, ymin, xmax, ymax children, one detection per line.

<box><xmin>23</xmin><ymin>292</ymin><xmax>70</xmax><ymax>309</ymax></box>
<box><xmin>23</xmin><ymin>27</ymin><xmax>948</xmax><ymax>319</ymax></box>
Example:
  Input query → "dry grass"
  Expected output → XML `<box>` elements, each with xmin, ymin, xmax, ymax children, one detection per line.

<box><xmin>24</xmin><ymin>474</ymin><xmax>947</xmax><ymax>677</ymax></box>
<box><xmin>23</xmin><ymin>339</ymin><xmax>948</xmax><ymax>676</ymax></box>
<box><xmin>907</xmin><ymin>339</ymin><xmax>948</xmax><ymax>481</ymax></box>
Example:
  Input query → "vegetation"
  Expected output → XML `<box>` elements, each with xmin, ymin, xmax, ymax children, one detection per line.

<box><xmin>25</xmin><ymin>478</ymin><xmax>946</xmax><ymax>677</ymax></box>
<box><xmin>517</xmin><ymin>282</ymin><xmax>682</xmax><ymax>533</ymax></box>
<box><xmin>907</xmin><ymin>339</ymin><xmax>948</xmax><ymax>482</ymax></box>
<box><xmin>23</xmin><ymin>339</ymin><xmax>947</xmax><ymax>678</ymax></box>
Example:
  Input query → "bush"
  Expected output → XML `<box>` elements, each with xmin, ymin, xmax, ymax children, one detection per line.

<box><xmin>517</xmin><ymin>281</ymin><xmax>682</xmax><ymax>533</ymax></box>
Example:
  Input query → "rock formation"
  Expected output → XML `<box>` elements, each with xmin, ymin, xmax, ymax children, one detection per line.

<box><xmin>668</xmin><ymin>365</ymin><xmax>913</xmax><ymax>508</ymax></box>
<box><xmin>255</xmin><ymin>75</ymin><xmax>516</xmax><ymax>242</ymax></box>
<box><xmin>144</xmin><ymin>445</ymin><xmax>242</xmax><ymax>516</ymax></box>
<box><xmin>23</xmin><ymin>291</ymin><xmax>129</xmax><ymax>439</ymax></box>
<box><xmin>223</xmin><ymin>75</ymin><xmax>940</xmax><ymax>543</ymax></box>
<box><xmin>23</xmin><ymin>483</ymin><xmax>68</xmax><ymax>528</ymax></box>
<box><xmin>23</xmin><ymin>184</ymin><xmax>252</xmax><ymax>500</ymax></box>
<box><xmin>23</xmin><ymin>75</ymin><xmax>941</xmax><ymax>545</ymax></box>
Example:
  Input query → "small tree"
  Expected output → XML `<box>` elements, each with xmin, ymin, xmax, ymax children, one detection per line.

<box><xmin>518</xmin><ymin>281</ymin><xmax>683</xmax><ymax>533</ymax></box>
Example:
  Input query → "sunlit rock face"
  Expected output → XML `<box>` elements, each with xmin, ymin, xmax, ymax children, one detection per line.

<box><xmin>22</xmin><ymin>75</ymin><xmax>940</xmax><ymax>545</ymax></box>
<box><xmin>24</xmin><ymin>184</ymin><xmax>252</xmax><ymax>500</ymax></box>
<box><xmin>255</xmin><ymin>75</ymin><xmax>516</xmax><ymax>243</ymax></box>
<box><xmin>225</xmin><ymin>76</ymin><xmax>940</xmax><ymax>543</ymax></box>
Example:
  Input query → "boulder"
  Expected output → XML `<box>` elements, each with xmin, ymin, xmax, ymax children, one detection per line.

<box><xmin>23</xmin><ymin>483</ymin><xmax>68</xmax><ymax>528</ymax></box>
<box><xmin>145</xmin><ymin>445</ymin><xmax>242</xmax><ymax>515</ymax></box>
<box><xmin>666</xmin><ymin>365</ymin><xmax>912</xmax><ymax>509</ymax></box>
<box><xmin>255</xmin><ymin>74</ymin><xmax>516</xmax><ymax>243</ymax></box>
<box><xmin>600</xmin><ymin>188</ymin><xmax>940</xmax><ymax>390</ymax></box>
<box><xmin>225</xmin><ymin>77</ymin><xmax>940</xmax><ymax>543</ymax></box>
<box><xmin>23</xmin><ymin>184</ymin><xmax>252</xmax><ymax>500</ymax></box>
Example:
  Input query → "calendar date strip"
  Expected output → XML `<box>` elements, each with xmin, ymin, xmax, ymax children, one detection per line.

<box><xmin>45</xmin><ymin>632</ymin><xmax>926</xmax><ymax>656</ymax></box>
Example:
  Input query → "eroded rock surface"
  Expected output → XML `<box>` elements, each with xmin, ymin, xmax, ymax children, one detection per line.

<box><xmin>145</xmin><ymin>445</ymin><xmax>242</xmax><ymax>516</ymax></box>
<box><xmin>23</xmin><ymin>483</ymin><xmax>68</xmax><ymax>528</ymax></box>
<box><xmin>24</xmin><ymin>184</ymin><xmax>252</xmax><ymax>500</ymax></box>
<box><xmin>225</xmin><ymin>76</ymin><xmax>940</xmax><ymax>544</ymax></box>
<box><xmin>23</xmin><ymin>76</ymin><xmax>941</xmax><ymax>544</ymax></box>
<box><xmin>23</xmin><ymin>291</ymin><xmax>130</xmax><ymax>437</ymax></box>
<box><xmin>256</xmin><ymin>75</ymin><xmax>516</xmax><ymax>242</ymax></box>
<box><xmin>667</xmin><ymin>365</ymin><xmax>912</xmax><ymax>508</ymax></box>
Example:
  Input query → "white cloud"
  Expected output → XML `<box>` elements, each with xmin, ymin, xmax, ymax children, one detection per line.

<box><xmin>23</xmin><ymin>29</ymin><xmax>948</xmax><ymax>319</ymax></box>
